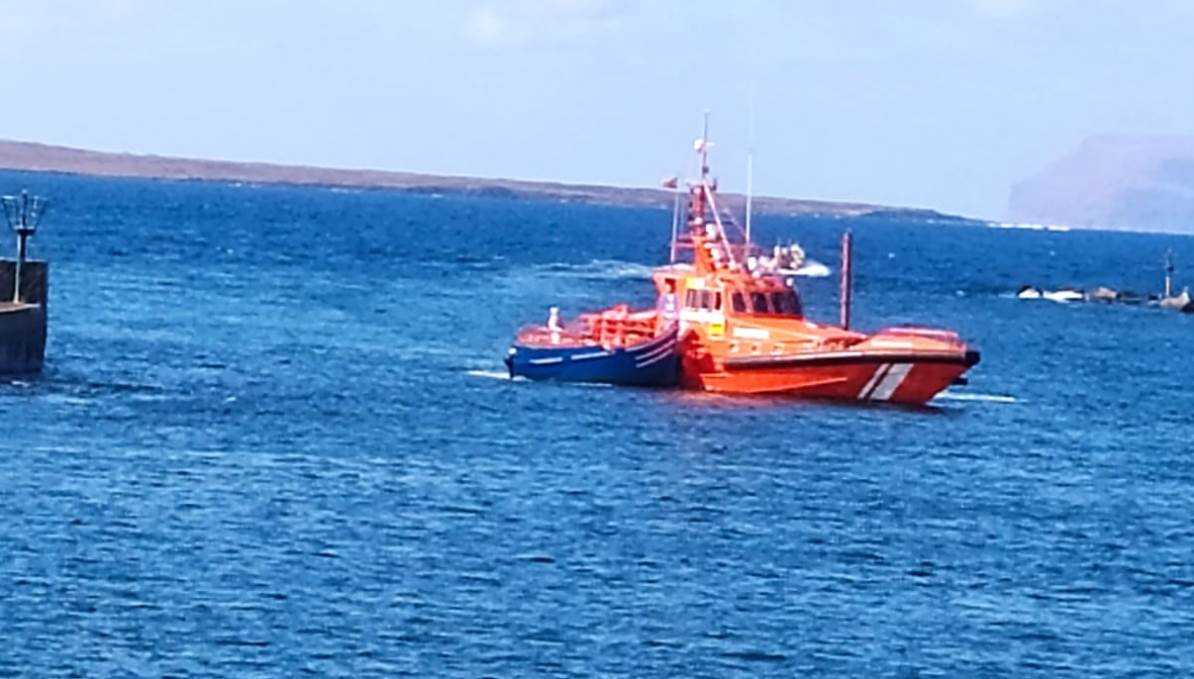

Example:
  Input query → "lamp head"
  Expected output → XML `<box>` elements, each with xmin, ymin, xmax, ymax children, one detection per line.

<box><xmin>2</xmin><ymin>190</ymin><xmax>48</xmax><ymax>233</ymax></box>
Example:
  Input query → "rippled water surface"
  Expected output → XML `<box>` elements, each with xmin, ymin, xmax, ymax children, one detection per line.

<box><xmin>2</xmin><ymin>170</ymin><xmax>1192</xmax><ymax>677</ymax></box>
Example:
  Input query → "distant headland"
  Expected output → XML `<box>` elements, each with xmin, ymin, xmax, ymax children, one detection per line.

<box><xmin>0</xmin><ymin>139</ymin><xmax>957</xmax><ymax>221</ymax></box>
<box><xmin>1010</xmin><ymin>134</ymin><xmax>1194</xmax><ymax>234</ymax></box>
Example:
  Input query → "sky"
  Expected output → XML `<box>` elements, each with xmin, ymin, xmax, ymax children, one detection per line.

<box><xmin>1</xmin><ymin>0</ymin><xmax>1193</xmax><ymax>219</ymax></box>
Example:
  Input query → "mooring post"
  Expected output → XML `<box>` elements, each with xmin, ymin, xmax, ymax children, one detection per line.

<box><xmin>840</xmin><ymin>231</ymin><xmax>853</xmax><ymax>329</ymax></box>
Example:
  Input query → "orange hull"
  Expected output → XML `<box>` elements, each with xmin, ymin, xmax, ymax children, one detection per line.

<box><xmin>680</xmin><ymin>348</ymin><xmax>978</xmax><ymax>405</ymax></box>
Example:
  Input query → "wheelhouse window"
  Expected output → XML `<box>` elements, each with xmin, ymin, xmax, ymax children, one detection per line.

<box><xmin>735</xmin><ymin>287</ymin><xmax>804</xmax><ymax>317</ymax></box>
<box><xmin>731</xmin><ymin>292</ymin><xmax>747</xmax><ymax>313</ymax></box>
<box><xmin>770</xmin><ymin>290</ymin><xmax>803</xmax><ymax>317</ymax></box>
<box><xmin>750</xmin><ymin>292</ymin><xmax>769</xmax><ymax>314</ymax></box>
<box><xmin>683</xmin><ymin>288</ymin><xmax>723</xmax><ymax>311</ymax></box>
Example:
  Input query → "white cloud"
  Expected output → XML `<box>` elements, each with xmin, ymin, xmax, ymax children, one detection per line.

<box><xmin>462</xmin><ymin>0</ymin><xmax>626</xmax><ymax>47</ymax></box>
<box><xmin>0</xmin><ymin>1</ymin><xmax>138</xmax><ymax>58</ymax></box>
<box><xmin>967</xmin><ymin>0</ymin><xmax>1035</xmax><ymax>18</ymax></box>
<box><xmin>463</xmin><ymin>5</ymin><xmax>510</xmax><ymax>46</ymax></box>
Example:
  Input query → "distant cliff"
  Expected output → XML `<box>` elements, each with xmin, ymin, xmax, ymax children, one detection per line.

<box><xmin>0</xmin><ymin>139</ymin><xmax>952</xmax><ymax>220</ymax></box>
<box><xmin>1009</xmin><ymin>134</ymin><xmax>1194</xmax><ymax>233</ymax></box>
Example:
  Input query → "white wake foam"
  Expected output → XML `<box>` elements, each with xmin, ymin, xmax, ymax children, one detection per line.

<box><xmin>934</xmin><ymin>391</ymin><xmax>1018</xmax><ymax>404</ymax></box>
<box><xmin>466</xmin><ymin>369</ymin><xmax>513</xmax><ymax>380</ymax></box>
<box><xmin>537</xmin><ymin>259</ymin><xmax>655</xmax><ymax>281</ymax></box>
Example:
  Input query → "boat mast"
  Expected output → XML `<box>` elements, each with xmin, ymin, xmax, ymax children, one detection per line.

<box><xmin>744</xmin><ymin>43</ymin><xmax>762</xmax><ymax>252</ymax></box>
<box><xmin>1164</xmin><ymin>249</ymin><xmax>1175</xmax><ymax>298</ymax></box>
<box><xmin>702</xmin><ymin>185</ymin><xmax>739</xmax><ymax>270</ymax></box>
<box><xmin>690</xmin><ymin>112</ymin><xmax>740</xmax><ymax>270</ymax></box>
<box><xmin>668</xmin><ymin>177</ymin><xmax>681</xmax><ymax>263</ymax></box>
<box><xmin>840</xmin><ymin>231</ymin><xmax>853</xmax><ymax>329</ymax></box>
<box><xmin>745</xmin><ymin>86</ymin><xmax>756</xmax><ymax>247</ymax></box>
<box><xmin>699</xmin><ymin>110</ymin><xmax>711</xmax><ymax>181</ymax></box>
<box><xmin>745</xmin><ymin>150</ymin><xmax>754</xmax><ymax>246</ymax></box>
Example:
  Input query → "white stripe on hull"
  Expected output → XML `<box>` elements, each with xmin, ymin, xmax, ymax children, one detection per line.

<box><xmin>858</xmin><ymin>363</ymin><xmax>891</xmax><ymax>399</ymax></box>
<box><xmin>635</xmin><ymin>340</ymin><xmax>677</xmax><ymax>367</ymax></box>
<box><xmin>626</xmin><ymin>331</ymin><xmax>676</xmax><ymax>354</ymax></box>
<box><xmin>870</xmin><ymin>363</ymin><xmax>912</xmax><ymax>401</ymax></box>
<box><xmin>570</xmin><ymin>351</ymin><xmax>612</xmax><ymax>361</ymax></box>
<box><xmin>856</xmin><ymin>362</ymin><xmax>914</xmax><ymax>401</ymax></box>
<box><xmin>635</xmin><ymin>348</ymin><xmax>676</xmax><ymax>369</ymax></box>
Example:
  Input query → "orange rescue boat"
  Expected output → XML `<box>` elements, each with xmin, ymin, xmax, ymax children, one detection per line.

<box><xmin>656</xmin><ymin>123</ymin><xmax>979</xmax><ymax>405</ymax></box>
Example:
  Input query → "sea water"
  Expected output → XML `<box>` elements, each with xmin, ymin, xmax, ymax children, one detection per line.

<box><xmin>1</xmin><ymin>169</ymin><xmax>1192</xmax><ymax>676</ymax></box>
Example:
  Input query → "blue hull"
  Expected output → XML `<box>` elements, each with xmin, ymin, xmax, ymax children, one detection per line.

<box><xmin>505</xmin><ymin>325</ymin><xmax>679</xmax><ymax>387</ymax></box>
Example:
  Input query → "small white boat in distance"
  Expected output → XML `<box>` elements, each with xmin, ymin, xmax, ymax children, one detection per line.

<box><xmin>1017</xmin><ymin>285</ymin><xmax>1084</xmax><ymax>303</ymax></box>
<box><xmin>752</xmin><ymin>243</ymin><xmax>832</xmax><ymax>278</ymax></box>
<box><xmin>785</xmin><ymin>260</ymin><xmax>832</xmax><ymax>278</ymax></box>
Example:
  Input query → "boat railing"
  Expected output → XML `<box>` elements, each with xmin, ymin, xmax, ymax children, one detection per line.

<box><xmin>515</xmin><ymin>306</ymin><xmax>663</xmax><ymax>349</ymax></box>
<box><xmin>878</xmin><ymin>326</ymin><xmax>965</xmax><ymax>347</ymax></box>
<box><xmin>513</xmin><ymin>325</ymin><xmax>593</xmax><ymax>347</ymax></box>
<box><xmin>579</xmin><ymin>305</ymin><xmax>660</xmax><ymax>349</ymax></box>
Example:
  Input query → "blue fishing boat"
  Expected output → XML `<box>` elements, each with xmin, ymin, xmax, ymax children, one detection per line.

<box><xmin>505</xmin><ymin>305</ymin><xmax>679</xmax><ymax>386</ymax></box>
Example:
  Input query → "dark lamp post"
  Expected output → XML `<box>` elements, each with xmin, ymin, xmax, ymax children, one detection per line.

<box><xmin>2</xmin><ymin>191</ymin><xmax>48</xmax><ymax>304</ymax></box>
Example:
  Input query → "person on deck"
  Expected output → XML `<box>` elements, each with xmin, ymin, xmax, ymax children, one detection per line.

<box><xmin>657</xmin><ymin>280</ymin><xmax>679</xmax><ymax>327</ymax></box>
<box><xmin>547</xmin><ymin>306</ymin><xmax>563</xmax><ymax>344</ymax></box>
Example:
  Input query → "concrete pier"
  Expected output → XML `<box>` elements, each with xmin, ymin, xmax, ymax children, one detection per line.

<box><xmin>0</xmin><ymin>260</ymin><xmax>47</xmax><ymax>373</ymax></box>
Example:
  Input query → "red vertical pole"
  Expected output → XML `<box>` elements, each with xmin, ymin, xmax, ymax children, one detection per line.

<box><xmin>840</xmin><ymin>231</ymin><xmax>852</xmax><ymax>330</ymax></box>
